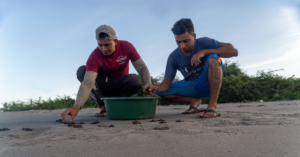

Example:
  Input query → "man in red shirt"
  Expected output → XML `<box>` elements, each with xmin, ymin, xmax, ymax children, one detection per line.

<box><xmin>61</xmin><ymin>25</ymin><xmax>151</xmax><ymax>122</ymax></box>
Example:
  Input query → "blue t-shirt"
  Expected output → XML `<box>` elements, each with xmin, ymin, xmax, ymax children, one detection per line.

<box><xmin>165</xmin><ymin>37</ymin><xmax>223</xmax><ymax>81</ymax></box>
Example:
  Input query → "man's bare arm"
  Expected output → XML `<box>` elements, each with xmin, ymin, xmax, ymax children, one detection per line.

<box><xmin>191</xmin><ymin>43</ymin><xmax>238</xmax><ymax>66</ymax></box>
<box><xmin>156</xmin><ymin>79</ymin><xmax>173</xmax><ymax>92</ymax></box>
<box><xmin>204</xmin><ymin>43</ymin><xmax>238</xmax><ymax>58</ymax></box>
<box><xmin>144</xmin><ymin>78</ymin><xmax>173</xmax><ymax>95</ymax></box>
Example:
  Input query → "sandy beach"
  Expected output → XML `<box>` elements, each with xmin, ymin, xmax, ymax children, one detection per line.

<box><xmin>1</xmin><ymin>100</ymin><xmax>300</xmax><ymax>157</ymax></box>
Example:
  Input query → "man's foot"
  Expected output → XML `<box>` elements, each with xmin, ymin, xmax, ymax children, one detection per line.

<box><xmin>199</xmin><ymin>109</ymin><xmax>217</xmax><ymax>118</ymax></box>
<box><xmin>95</xmin><ymin>108</ymin><xmax>107</xmax><ymax>117</ymax></box>
<box><xmin>182</xmin><ymin>107</ymin><xmax>198</xmax><ymax>114</ymax></box>
<box><xmin>182</xmin><ymin>99</ymin><xmax>202</xmax><ymax>114</ymax></box>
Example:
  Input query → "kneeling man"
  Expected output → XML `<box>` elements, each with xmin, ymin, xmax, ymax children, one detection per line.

<box><xmin>145</xmin><ymin>18</ymin><xmax>238</xmax><ymax>118</ymax></box>
<box><xmin>61</xmin><ymin>25</ymin><xmax>151</xmax><ymax>122</ymax></box>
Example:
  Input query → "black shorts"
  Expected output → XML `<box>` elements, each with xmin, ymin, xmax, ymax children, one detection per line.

<box><xmin>76</xmin><ymin>65</ymin><xmax>141</xmax><ymax>108</ymax></box>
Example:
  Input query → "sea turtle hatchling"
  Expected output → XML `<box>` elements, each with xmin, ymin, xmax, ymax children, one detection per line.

<box><xmin>73</xmin><ymin>125</ymin><xmax>82</xmax><ymax>128</ymax></box>
<box><xmin>0</xmin><ymin>128</ymin><xmax>10</xmax><ymax>131</ymax></box>
<box><xmin>91</xmin><ymin>120</ymin><xmax>100</xmax><ymax>124</ymax></box>
<box><xmin>98</xmin><ymin>124</ymin><xmax>107</xmax><ymax>127</ymax></box>
<box><xmin>22</xmin><ymin>128</ymin><xmax>33</xmax><ymax>131</ymax></box>
<box><xmin>132</xmin><ymin>120</ymin><xmax>141</xmax><ymax>124</ymax></box>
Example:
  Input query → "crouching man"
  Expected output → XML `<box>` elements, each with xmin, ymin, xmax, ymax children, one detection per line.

<box><xmin>61</xmin><ymin>25</ymin><xmax>151</xmax><ymax>122</ymax></box>
<box><xmin>145</xmin><ymin>18</ymin><xmax>238</xmax><ymax>118</ymax></box>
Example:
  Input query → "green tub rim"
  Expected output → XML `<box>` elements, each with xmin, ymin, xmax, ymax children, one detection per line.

<box><xmin>101</xmin><ymin>97</ymin><xmax>160</xmax><ymax>100</ymax></box>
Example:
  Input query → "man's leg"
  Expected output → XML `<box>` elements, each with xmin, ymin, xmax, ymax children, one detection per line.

<box><xmin>199</xmin><ymin>57</ymin><xmax>222</xmax><ymax>117</ymax></box>
<box><xmin>76</xmin><ymin>66</ymin><xmax>105</xmax><ymax>110</ymax></box>
<box><xmin>157</xmin><ymin>94</ymin><xmax>202</xmax><ymax>113</ymax></box>
<box><xmin>114</xmin><ymin>74</ymin><xmax>142</xmax><ymax>97</ymax></box>
<box><xmin>93</xmin><ymin>74</ymin><xmax>141</xmax><ymax>116</ymax></box>
<box><xmin>155</xmin><ymin>80</ymin><xmax>203</xmax><ymax>113</ymax></box>
<box><xmin>92</xmin><ymin>73</ymin><xmax>141</xmax><ymax>116</ymax></box>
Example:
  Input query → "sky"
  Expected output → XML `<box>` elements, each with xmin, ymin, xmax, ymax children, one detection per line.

<box><xmin>0</xmin><ymin>0</ymin><xmax>300</xmax><ymax>106</ymax></box>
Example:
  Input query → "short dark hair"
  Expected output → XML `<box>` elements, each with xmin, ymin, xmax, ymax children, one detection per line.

<box><xmin>99</xmin><ymin>32</ymin><xmax>108</xmax><ymax>39</ymax></box>
<box><xmin>171</xmin><ymin>18</ymin><xmax>194</xmax><ymax>35</ymax></box>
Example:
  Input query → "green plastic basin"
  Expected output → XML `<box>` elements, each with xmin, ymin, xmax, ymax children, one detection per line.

<box><xmin>101</xmin><ymin>97</ymin><xmax>160</xmax><ymax>120</ymax></box>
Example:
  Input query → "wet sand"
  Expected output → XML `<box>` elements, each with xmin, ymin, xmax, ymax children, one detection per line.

<box><xmin>1</xmin><ymin>100</ymin><xmax>300</xmax><ymax>157</ymax></box>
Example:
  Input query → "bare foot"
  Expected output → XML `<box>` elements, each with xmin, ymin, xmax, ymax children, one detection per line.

<box><xmin>183</xmin><ymin>98</ymin><xmax>202</xmax><ymax>114</ymax></box>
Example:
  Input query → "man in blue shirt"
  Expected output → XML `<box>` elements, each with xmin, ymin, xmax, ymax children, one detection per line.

<box><xmin>144</xmin><ymin>18</ymin><xmax>238</xmax><ymax>118</ymax></box>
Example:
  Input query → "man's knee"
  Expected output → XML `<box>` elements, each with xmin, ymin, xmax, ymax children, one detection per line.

<box><xmin>207</xmin><ymin>57</ymin><xmax>222</xmax><ymax>82</ymax></box>
<box><xmin>208</xmin><ymin>57</ymin><xmax>220</xmax><ymax>68</ymax></box>
<box><xmin>76</xmin><ymin>65</ymin><xmax>86</xmax><ymax>82</ymax></box>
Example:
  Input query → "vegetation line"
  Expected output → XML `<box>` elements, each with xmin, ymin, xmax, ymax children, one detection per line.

<box><xmin>1</xmin><ymin>62</ymin><xmax>300</xmax><ymax>112</ymax></box>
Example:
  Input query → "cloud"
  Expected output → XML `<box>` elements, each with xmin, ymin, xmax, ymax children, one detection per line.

<box><xmin>241</xmin><ymin>6</ymin><xmax>300</xmax><ymax>72</ymax></box>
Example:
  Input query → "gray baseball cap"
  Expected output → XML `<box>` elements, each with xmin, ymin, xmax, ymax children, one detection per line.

<box><xmin>95</xmin><ymin>25</ymin><xmax>117</xmax><ymax>40</ymax></box>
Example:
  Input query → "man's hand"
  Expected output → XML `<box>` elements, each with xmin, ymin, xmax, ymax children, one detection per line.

<box><xmin>191</xmin><ymin>50</ymin><xmax>206</xmax><ymax>66</ymax></box>
<box><xmin>144</xmin><ymin>84</ymin><xmax>158</xmax><ymax>96</ymax></box>
<box><xmin>60</xmin><ymin>105</ymin><xmax>81</xmax><ymax>122</ymax></box>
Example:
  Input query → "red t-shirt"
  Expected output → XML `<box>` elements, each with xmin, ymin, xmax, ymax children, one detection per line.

<box><xmin>86</xmin><ymin>40</ymin><xmax>140</xmax><ymax>78</ymax></box>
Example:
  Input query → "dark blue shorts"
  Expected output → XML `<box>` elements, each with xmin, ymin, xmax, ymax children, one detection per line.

<box><xmin>155</xmin><ymin>54</ymin><xmax>225</xmax><ymax>98</ymax></box>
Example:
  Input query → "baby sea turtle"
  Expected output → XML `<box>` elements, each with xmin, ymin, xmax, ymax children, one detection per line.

<box><xmin>132</xmin><ymin>120</ymin><xmax>141</xmax><ymax>124</ymax></box>
<box><xmin>22</xmin><ymin>128</ymin><xmax>33</xmax><ymax>131</ymax></box>
<box><xmin>159</xmin><ymin>121</ymin><xmax>167</xmax><ymax>123</ymax></box>
<box><xmin>73</xmin><ymin>125</ymin><xmax>82</xmax><ymax>128</ymax></box>
<box><xmin>0</xmin><ymin>128</ymin><xmax>10</xmax><ymax>131</ymax></box>
<box><xmin>79</xmin><ymin>122</ymin><xmax>85</xmax><ymax>124</ymax></box>
<box><xmin>157</xmin><ymin>119</ymin><xmax>165</xmax><ymax>121</ymax></box>
<box><xmin>98</xmin><ymin>124</ymin><xmax>107</xmax><ymax>127</ymax></box>
<box><xmin>154</xmin><ymin>126</ymin><xmax>169</xmax><ymax>130</ymax></box>
<box><xmin>176</xmin><ymin>120</ymin><xmax>184</xmax><ymax>122</ymax></box>
<box><xmin>56</xmin><ymin>119</ymin><xmax>62</xmax><ymax>122</ymax></box>
<box><xmin>108</xmin><ymin>124</ymin><xmax>114</xmax><ymax>127</ymax></box>
<box><xmin>149</xmin><ymin>119</ymin><xmax>157</xmax><ymax>122</ymax></box>
<box><xmin>91</xmin><ymin>120</ymin><xmax>100</xmax><ymax>124</ymax></box>
<box><xmin>67</xmin><ymin>124</ymin><xmax>74</xmax><ymax>127</ymax></box>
